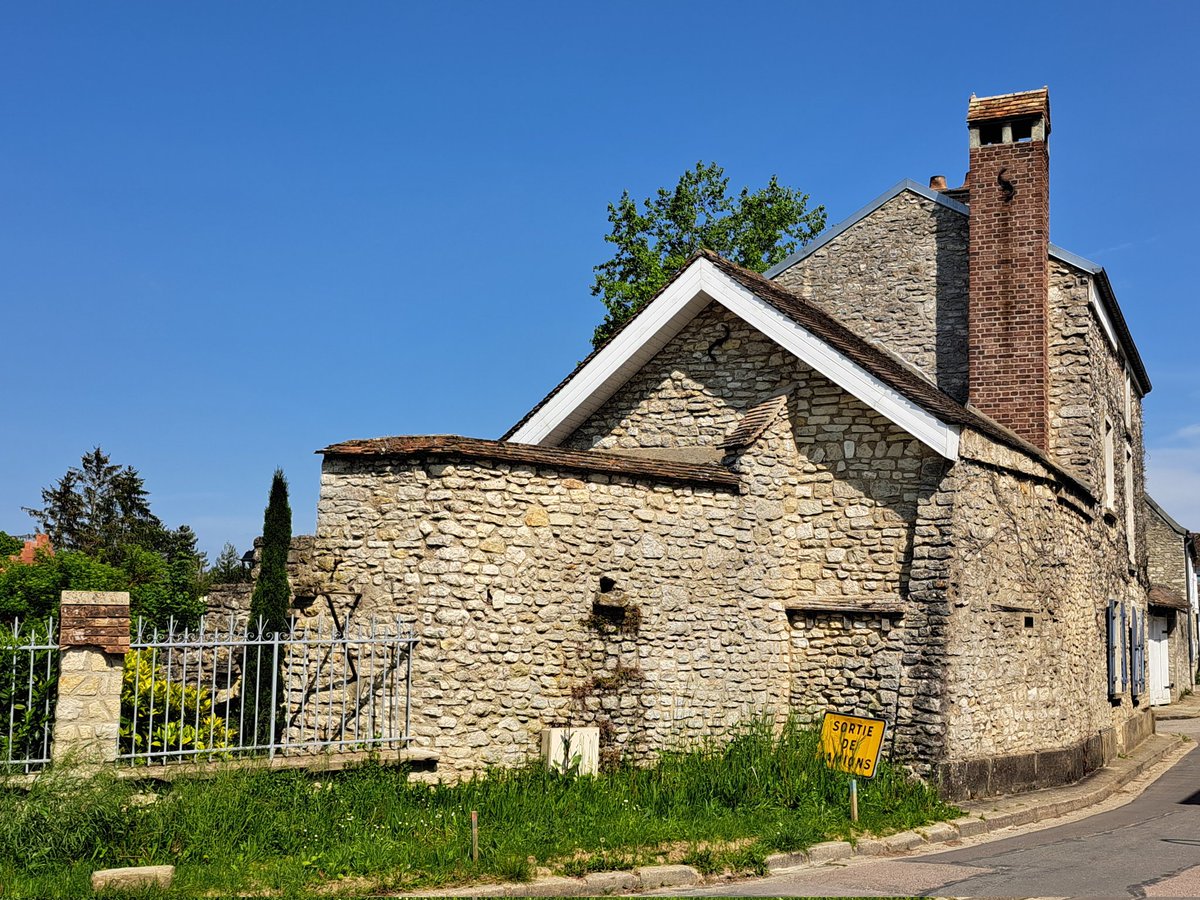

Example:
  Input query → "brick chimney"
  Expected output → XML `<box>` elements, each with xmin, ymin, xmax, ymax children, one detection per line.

<box><xmin>966</xmin><ymin>88</ymin><xmax>1051</xmax><ymax>450</ymax></box>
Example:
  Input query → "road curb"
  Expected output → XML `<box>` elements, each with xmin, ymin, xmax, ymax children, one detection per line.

<box><xmin>398</xmin><ymin>732</ymin><xmax>1189</xmax><ymax>895</ymax></box>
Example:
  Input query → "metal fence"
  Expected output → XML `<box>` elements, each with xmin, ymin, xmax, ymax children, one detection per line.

<box><xmin>1</xmin><ymin>618</ymin><xmax>58</xmax><ymax>773</ymax></box>
<box><xmin>118</xmin><ymin>614</ymin><xmax>417</xmax><ymax>766</ymax></box>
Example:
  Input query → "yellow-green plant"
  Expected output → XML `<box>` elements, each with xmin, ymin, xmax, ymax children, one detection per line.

<box><xmin>119</xmin><ymin>650</ymin><xmax>235</xmax><ymax>759</ymax></box>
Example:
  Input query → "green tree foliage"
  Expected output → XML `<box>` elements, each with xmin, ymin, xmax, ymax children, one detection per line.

<box><xmin>0</xmin><ymin>532</ymin><xmax>22</xmax><ymax>558</ymax></box>
<box><xmin>0</xmin><ymin>551</ymin><xmax>126</xmax><ymax>620</ymax></box>
<box><xmin>209</xmin><ymin>543</ymin><xmax>250</xmax><ymax>585</ymax></box>
<box><xmin>249</xmin><ymin>470</ymin><xmax>292</xmax><ymax>636</ymax></box>
<box><xmin>246</xmin><ymin>470</ymin><xmax>292</xmax><ymax>744</ymax></box>
<box><xmin>0</xmin><ymin>621</ymin><xmax>58</xmax><ymax>767</ymax></box>
<box><xmin>3</xmin><ymin>449</ymin><xmax>207</xmax><ymax>630</ymax></box>
<box><xmin>119</xmin><ymin>650</ymin><xmax>235</xmax><ymax>759</ymax></box>
<box><xmin>24</xmin><ymin>448</ymin><xmax>165</xmax><ymax>559</ymax></box>
<box><xmin>590</xmin><ymin>161</ymin><xmax>826</xmax><ymax>347</ymax></box>
<box><xmin>121</xmin><ymin>546</ymin><xmax>205</xmax><ymax>631</ymax></box>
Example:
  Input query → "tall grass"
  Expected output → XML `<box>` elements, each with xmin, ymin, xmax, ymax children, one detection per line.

<box><xmin>0</xmin><ymin>716</ymin><xmax>955</xmax><ymax>898</ymax></box>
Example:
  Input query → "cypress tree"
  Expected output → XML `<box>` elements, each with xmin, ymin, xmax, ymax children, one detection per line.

<box><xmin>246</xmin><ymin>468</ymin><xmax>291</xmax><ymax>744</ymax></box>
<box><xmin>249</xmin><ymin>469</ymin><xmax>292</xmax><ymax>636</ymax></box>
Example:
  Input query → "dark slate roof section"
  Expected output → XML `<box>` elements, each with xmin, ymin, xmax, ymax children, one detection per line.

<box><xmin>1149</xmin><ymin>584</ymin><xmax>1190</xmax><ymax>612</ymax></box>
<box><xmin>1145</xmin><ymin>493</ymin><xmax>1189</xmax><ymax>536</ymax></box>
<box><xmin>718</xmin><ymin>395</ymin><xmax>790</xmax><ymax>449</ymax></box>
<box><xmin>763</xmin><ymin>178</ymin><xmax>1150</xmax><ymax>396</ymax></box>
<box><xmin>318</xmin><ymin>434</ymin><xmax>742</xmax><ymax>491</ymax></box>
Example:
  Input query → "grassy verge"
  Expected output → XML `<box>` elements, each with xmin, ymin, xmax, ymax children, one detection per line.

<box><xmin>0</xmin><ymin>718</ymin><xmax>956</xmax><ymax>897</ymax></box>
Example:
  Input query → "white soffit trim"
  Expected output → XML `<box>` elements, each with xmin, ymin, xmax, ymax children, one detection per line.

<box><xmin>1089</xmin><ymin>279</ymin><xmax>1120</xmax><ymax>355</ymax></box>
<box><xmin>509</xmin><ymin>259</ymin><xmax>960</xmax><ymax>460</ymax></box>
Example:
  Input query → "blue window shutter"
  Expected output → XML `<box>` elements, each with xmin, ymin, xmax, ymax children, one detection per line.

<box><xmin>1121</xmin><ymin>603</ymin><xmax>1129</xmax><ymax>692</ymax></box>
<box><xmin>1107</xmin><ymin>600</ymin><xmax>1119</xmax><ymax>699</ymax></box>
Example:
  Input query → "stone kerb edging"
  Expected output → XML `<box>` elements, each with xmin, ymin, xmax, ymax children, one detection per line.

<box><xmin>401</xmin><ymin>732</ymin><xmax>1187</xmax><ymax>898</ymax></box>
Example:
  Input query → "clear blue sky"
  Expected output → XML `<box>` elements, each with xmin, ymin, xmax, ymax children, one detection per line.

<box><xmin>3</xmin><ymin>1</ymin><xmax>1198</xmax><ymax>560</ymax></box>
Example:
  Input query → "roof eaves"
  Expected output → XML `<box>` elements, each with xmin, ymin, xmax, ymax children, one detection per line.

<box><xmin>499</xmin><ymin>250</ymin><xmax>709</xmax><ymax>442</ymax></box>
<box><xmin>1145</xmin><ymin>493</ymin><xmax>1189</xmax><ymax>536</ymax></box>
<box><xmin>1049</xmin><ymin>244</ymin><xmax>1151</xmax><ymax>395</ymax></box>
<box><xmin>317</xmin><ymin>434</ymin><xmax>742</xmax><ymax>490</ymax></box>
<box><xmin>763</xmin><ymin>179</ymin><xmax>968</xmax><ymax>279</ymax></box>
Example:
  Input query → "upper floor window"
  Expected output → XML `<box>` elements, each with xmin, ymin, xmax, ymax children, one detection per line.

<box><xmin>1125</xmin><ymin>445</ymin><xmax>1136</xmax><ymax>563</ymax></box>
<box><xmin>1104</xmin><ymin>418</ymin><xmax>1116</xmax><ymax>510</ymax></box>
<box><xmin>1124</xmin><ymin>372</ymin><xmax>1133</xmax><ymax>430</ymax></box>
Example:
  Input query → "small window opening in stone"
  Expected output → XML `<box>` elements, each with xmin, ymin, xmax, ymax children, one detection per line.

<box><xmin>293</xmin><ymin>594</ymin><xmax>317</xmax><ymax>611</ymax></box>
<box><xmin>1011</xmin><ymin>118</ymin><xmax>1034</xmax><ymax>142</ymax></box>
<box><xmin>1024</xmin><ymin>615</ymin><xmax>1035</xmax><ymax>629</ymax></box>
<box><xmin>591</xmin><ymin>600</ymin><xmax>626</xmax><ymax>628</ymax></box>
<box><xmin>980</xmin><ymin>122</ymin><xmax>1005</xmax><ymax>145</ymax></box>
<box><xmin>599</xmin><ymin>576</ymin><xmax>617</xmax><ymax>594</ymax></box>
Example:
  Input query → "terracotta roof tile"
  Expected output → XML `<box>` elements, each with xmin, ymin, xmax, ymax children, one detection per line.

<box><xmin>318</xmin><ymin>434</ymin><xmax>741</xmax><ymax>490</ymax></box>
<box><xmin>1149</xmin><ymin>584</ymin><xmax>1189</xmax><ymax>611</ymax></box>
<box><xmin>967</xmin><ymin>88</ymin><xmax>1050</xmax><ymax>130</ymax></box>
<box><xmin>719</xmin><ymin>395</ymin><xmax>789</xmax><ymax>449</ymax></box>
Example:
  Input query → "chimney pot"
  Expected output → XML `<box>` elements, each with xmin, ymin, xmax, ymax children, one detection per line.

<box><xmin>929</xmin><ymin>175</ymin><xmax>948</xmax><ymax>191</ymax></box>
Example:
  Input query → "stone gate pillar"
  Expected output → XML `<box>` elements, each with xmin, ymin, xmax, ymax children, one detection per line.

<box><xmin>52</xmin><ymin>591</ymin><xmax>129</xmax><ymax>765</ymax></box>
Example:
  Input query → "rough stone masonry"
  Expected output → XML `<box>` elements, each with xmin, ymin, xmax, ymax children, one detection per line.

<box><xmin>300</xmin><ymin>88</ymin><xmax>1157</xmax><ymax>800</ymax></box>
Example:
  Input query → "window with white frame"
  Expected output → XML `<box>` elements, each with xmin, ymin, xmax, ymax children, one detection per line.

<box><xmin>1104</xmin><ymin>418</ymin><xmax>1116</xmax><ymax>510</ymax></box>
<box><xmin>1124</xmin><ymin>371</ymin><xmax>1133</xmax><ymax>429</ymax></box>
<box><xmin>1125</xmin><ymin>446</ymin><xmax>1136</xmax><ymax>563</ymax></box>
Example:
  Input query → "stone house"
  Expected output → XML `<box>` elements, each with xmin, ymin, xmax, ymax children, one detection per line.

<box><xmin>1143</xmin><ymin>494</ymin><xmax>1197</xmax><ymax>704</ymax></box>
<box><xmin>305</xmin><ymin>88</ymin><xmax>1160</xmax><ymax>799</ymax></box>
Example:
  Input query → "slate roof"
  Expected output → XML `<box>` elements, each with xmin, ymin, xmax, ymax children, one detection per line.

<box><xmin>967</xmin><ymin>88</ymin><xmax>1051</xmax><ymax>130</ymax></box>
<box><xmin>318</xmin><ymin>434</ymin><xmax>741</xmax><ymax>490</ymax></box>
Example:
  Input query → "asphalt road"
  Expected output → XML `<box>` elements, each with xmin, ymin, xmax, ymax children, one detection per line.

<box><xmin>670</xmin><ymin>717</ymin><xmax>1200</xmax><ymax>897</ymax></box>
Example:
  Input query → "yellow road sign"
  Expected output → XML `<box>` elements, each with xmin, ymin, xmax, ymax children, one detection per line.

<box><xmin>819</xmin><ymin>711</ymin><xmax>887</xmax><ymax>778</ymax></box>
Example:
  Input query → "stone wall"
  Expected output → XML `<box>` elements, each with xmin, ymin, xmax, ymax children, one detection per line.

<box><xmin>788</xmin><ymin>611</ymin><xmax>905</xmax><ymax>723</ymax></box>
<box><xmin>310</xmin><ymin>256</ymin><xmax>1153</xmax><ymax>793</ymax></box>
<box><xmin>1047</xmin><ymin>262</ymin><xmax>1096</xmax><ymax>482</ymax></box>
<box><xmin>771</xmin><ymin>191</ymin><xmax>970</xmax><ymax>402</ymax></box>
<box><xmin>314</xmin><ymin>440</ymin><xmax>790</xmax><ymax>777</ymax></box>
<box><xmin>205</xmin><ymin>536</ymin><xmax>319</xmax><ymax>626</ymax></box>
<box><xmin>313</xmin><ymin>381</ymin><xmax>954</xmax><ymax>778</ymax></box>
<box><xmin>1047</xmin><ymin>260</ymin><xmax>1147</xmax><ymax>574</ymax></box>
<box><xmin>1146</xmin><ymin>500</ymin><xmax>1187</xmax><ymax>598</ymax></box>
<box><xmin>938</xmin><ymin>429</ymin><xmax>1148</xmax><ymax>783</ymax></box>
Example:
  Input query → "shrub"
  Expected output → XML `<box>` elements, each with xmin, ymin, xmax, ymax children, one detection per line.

<box><xmin>119</xmin><ymin>650</ymin><xmax>235</xmax><ymax>760</ymax></box>
<box><xmin>0</xmin><ymin>550</ymin><xmax>125</xmax><ymax>620</ymax></box>
<box><xmin>0</xmin><ymin>621</ymin><xmax>58</xmax><ymax>768</ymax></box>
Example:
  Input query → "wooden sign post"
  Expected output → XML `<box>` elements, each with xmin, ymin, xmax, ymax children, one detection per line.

<box><xmin>819</xmin><ymin>711</ymin><xmax>888</xmax><ymax>822</ymax></box>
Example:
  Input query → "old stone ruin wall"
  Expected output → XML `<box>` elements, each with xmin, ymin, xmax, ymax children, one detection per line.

<box><xmin>205</xmin><ymin>535</ymin><xmax>320</xmax><ymax>627</ymax></box>
<box><xmin>936</xmin><ymin>428</ymin><xmax>1152</xmax><ymax>799</ymax></box>
<box><xmin>312</xmin><ymin>442</ymin><xmax>797</xmax><ymax>779</ymax></box>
